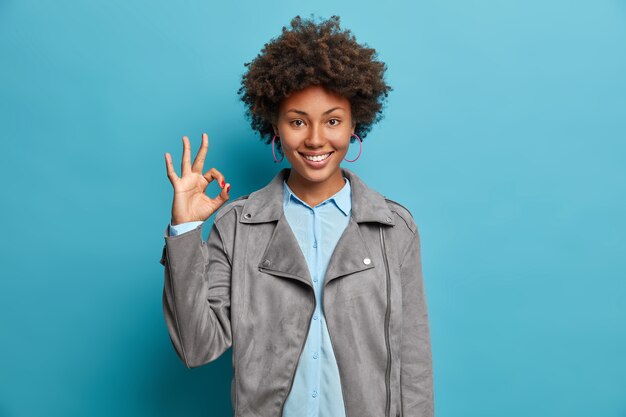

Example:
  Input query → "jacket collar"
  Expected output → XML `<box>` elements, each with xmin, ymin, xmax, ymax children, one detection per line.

<box><xmin>240</xmin><ymin>167</ymin><xmax>395</xmax><ymax>226</ymax></box>
<box><xmin>283</xmin><ymin>175</ymin><xmax>351</xmax><ymax>216</ymax></box>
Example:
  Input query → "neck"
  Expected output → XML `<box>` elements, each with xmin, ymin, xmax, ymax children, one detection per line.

<box><xmin>286</xmin><ymin>167</ymin><xmax>346</xmax><ymax>208</ymax></box>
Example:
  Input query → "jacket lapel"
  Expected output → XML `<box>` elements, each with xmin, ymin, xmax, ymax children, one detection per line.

<box><xmin>257</xmin><ymin>211</ymin><xmax>312</xmax><ymax>287</ymax></box>
<box><xmin>324</xmin><ymin>216</ymin><xmax>376</xmax><ymax>285</ymax></box>
<box><xmin>244</xmin><ymin>167</ymin><xmax>396</xmax><ymax>287</ymax></box>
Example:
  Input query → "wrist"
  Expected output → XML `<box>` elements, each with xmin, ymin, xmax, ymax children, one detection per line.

<box><xmin>171</xmin><ymin>218</ymin><xmax>198</xmax><ymax>226</ymax></box>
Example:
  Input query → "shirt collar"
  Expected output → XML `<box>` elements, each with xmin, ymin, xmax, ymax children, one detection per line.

<box><xmin>236</xmin><ymin>167</ymin><xmax>395</xmax><ymax>226</ymax></box>
<box><xmin>283</xmin><ymin>177</ymin><xmax>352</xmax><ymax>217</ymax></box>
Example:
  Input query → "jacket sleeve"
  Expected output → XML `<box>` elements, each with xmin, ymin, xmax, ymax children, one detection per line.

<box><xmin>159</xmin><ymin>219</ymin><xmax>233</xmax><ymax>368</ymax></box>
<box><xmin>399</xmin><ymin>225</ymin><xmax>434</xmax><ymax>416</ymax></box>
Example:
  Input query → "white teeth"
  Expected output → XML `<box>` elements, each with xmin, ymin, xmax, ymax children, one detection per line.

<box><xmin>303</xmin><ymin>153</ymin><xmax>331</xmax><ymax>162</ymax></box>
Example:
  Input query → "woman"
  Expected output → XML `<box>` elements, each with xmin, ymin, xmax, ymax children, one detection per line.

<box><xmin>160</xmin><ymin>15</ymin><xmax>433</xmax><ymax>417</ymax></box>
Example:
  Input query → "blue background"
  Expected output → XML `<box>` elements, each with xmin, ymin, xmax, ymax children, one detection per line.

<box><xmin>1</xmin><ymin>0</ymin><xmax>625</xmax><ymax>416</ymax></box>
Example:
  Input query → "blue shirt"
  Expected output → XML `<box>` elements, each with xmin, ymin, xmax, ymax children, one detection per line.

<box><xmin>168</xmin><ymin>176</ymin><xmax>352</xmax><ymax>417</ymax></box>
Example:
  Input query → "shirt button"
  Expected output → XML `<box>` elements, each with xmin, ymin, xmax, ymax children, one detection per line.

<box><xmin>312</xmin><ymin>390</ymin><xmax>318</xmax><ymax>398</ymax></box>
<box><xmin>313</xmin><ymin>241</ymin><xmax>317</xmax><ymax>248</ymax></box>
<box><xmin>363</xmin><ymin>257</ymin><xmax>371</xmax><ymax>265</ymax></box>
<box><xmin>262</xmin><ymin>259</ymin><xmax>271</xmax><ymax>267</ymax></box>
<box><xmin>386</xmin><ymin>216</ymin><xmax>392</xmax><ymax>222</ymax></box>
<box><xmin>244</xmin><ymin>213</ymin><xmax>252</xmax><ymax>219</ymax></box>
<box><xmin>313</xmin><ymin>352</ymin><xmax>319</xmax><ymax>359</ymax></box>
<box><xmin>313</xmin><ymin>314</ymin><xmax>319</xmax><ymax>320</ymax></box>
<box><xmin>313</xmin><ymin>278</ymin><xmax>318</xmax><ymax>283</ymax></box>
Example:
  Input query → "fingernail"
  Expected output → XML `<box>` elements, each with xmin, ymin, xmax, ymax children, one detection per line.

<box><xmin>220</xmin><ymin>180</ymin><xmax>225</xmax><ymax>188</ymax></box>
<box><xmin>226</xmin><ymin>184</ymin><xmax>230</xmax><ymax>192</ymax></box>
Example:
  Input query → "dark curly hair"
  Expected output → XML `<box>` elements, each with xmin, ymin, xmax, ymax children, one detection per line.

<box><xmin>237</xmin><ymin>14</ymin><xmax>393</xmax><ymax>153</ymax></box>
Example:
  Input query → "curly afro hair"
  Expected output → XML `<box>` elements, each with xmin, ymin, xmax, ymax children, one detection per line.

<box><xmin>237</xmin><ymin>14</ymin><xmax>393</xmax><ymax>153</ymax></box>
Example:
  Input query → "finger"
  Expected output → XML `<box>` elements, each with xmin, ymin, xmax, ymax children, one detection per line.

<box><xmin>211</xmin><ymin>182</ymin><xmax>231</xmax><ymax>207</ymax></box>
<box><xmin>192</xmin><ymin>133</ymin><xmax>209</xmax><ymax>174</ymax></box>
<box><xmin>203</xmin><ymin>167</ymin><xmax>227</xmax><ymax>189</ymax></box>
<box><xmin>164</xmin><ymin>153</ymin><xmax>179</xmax><ymax>183</ymax></box>
<box><xmin>222</xmin><ymin>183</ymin><xmax>231</xmax><ymax>201</ymax></box>
<box><xmin>181</xmin><ymin>136</ymin><xmax>192</xmax><ymax>176</ymax></box>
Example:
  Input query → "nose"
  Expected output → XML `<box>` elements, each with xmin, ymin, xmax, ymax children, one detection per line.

<box><xmin>304</xmin><ymin>124</ymin><xmax>325</xmax><ymax>148</ymax></box>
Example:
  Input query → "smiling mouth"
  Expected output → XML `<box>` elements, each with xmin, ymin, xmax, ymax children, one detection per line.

<box><xmin>299</xmin><ymin>151</ymin><xmax>333</xmax><ymax>162</ymax></box>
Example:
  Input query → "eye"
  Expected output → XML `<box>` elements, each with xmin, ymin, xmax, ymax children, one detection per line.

<box><xmin>290</xmin><ymin>119</ymin><xmax>305</xmax><ymax>127</ymax></box>
<box><xmin>328</xmin><ymin>118</ymin><xmax>341</xmax><ymax>126</ymax></box>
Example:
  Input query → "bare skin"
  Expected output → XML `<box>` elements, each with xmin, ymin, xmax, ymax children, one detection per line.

<box><xmin>164</xmin><ymin>85</ymin><xmax>356</xmax><ymax>223</ymax></box>
<box><xmin>273</xmin><ymin>85</ymin><xmax>356</xmax><ymax>208</ymax></box>
<box><xmin>164</xmin><ymin>133</ymin><xmax>230</xmax><ymax>225</ymax></box>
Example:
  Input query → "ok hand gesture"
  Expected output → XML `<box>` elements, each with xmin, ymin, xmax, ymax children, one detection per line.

<box><xmin>165</xmin><ymin>133</ymin><xmax>230</xmax><ymax>225</ymax></box>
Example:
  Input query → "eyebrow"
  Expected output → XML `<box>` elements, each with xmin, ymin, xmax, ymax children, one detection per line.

<box><xmin>285</xmin><ymin>106</ymin><xmax>345</xmax><ymax>116</ymax></box>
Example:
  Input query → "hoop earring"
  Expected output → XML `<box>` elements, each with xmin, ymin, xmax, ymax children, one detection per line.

<box><xmin>344</xmin><ymin>133</ymin><xmax>362</xmax><ymax>162</ymax></box>
<box><xmin>272</xmin><ymin>134</ymin><xmax>284</xmax><ymax>163</ymax></box>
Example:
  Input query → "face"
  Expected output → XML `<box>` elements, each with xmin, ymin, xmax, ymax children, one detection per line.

<box><xmin>273</xmin><ymin>84</ymin><xmax>355</xmax><ymax>189</ymax></box>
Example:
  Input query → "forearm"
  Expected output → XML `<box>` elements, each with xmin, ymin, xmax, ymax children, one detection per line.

<box><xmin>161</xmin><ymin>222</ymin><xmax>233</xmax><ymax>368</ymax></box>
<box><xmin>400</xmin><ymin>229</ymin><xmax>434</xmax><ymax>416</ymax></box>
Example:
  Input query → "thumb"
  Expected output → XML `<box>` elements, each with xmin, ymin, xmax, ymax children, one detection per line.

<box><xmin>212</xmin><ymin>182</ymin><xmax>231</xmax><ymax>207</ymax></box>
<box><xmin>221</xmin><ymin>182</ymin><xmax>231</xmax><ymax>200</ymax></box>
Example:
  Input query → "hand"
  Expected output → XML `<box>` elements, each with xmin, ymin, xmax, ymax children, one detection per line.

<box><xmin>165</xmin><ymin>133</ymin><xmax>230</xmax><ymax>225</ymax></box>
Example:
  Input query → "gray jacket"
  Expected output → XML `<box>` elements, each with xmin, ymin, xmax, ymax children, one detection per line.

<box><xmin>160</xmin><ymin>167</ymin><xmax>434</xmax><ymax>417</ymax></box>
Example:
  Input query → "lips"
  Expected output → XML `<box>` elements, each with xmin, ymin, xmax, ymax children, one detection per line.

<box><xmin>300</xmin><ymin>152</ymin><xmax>331</xmax><ymax>161</ymax></box>
<box><xmin>299</xmin><ymin>151</ymin><xmax>334</xmax><ymax>168</ymax></box>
